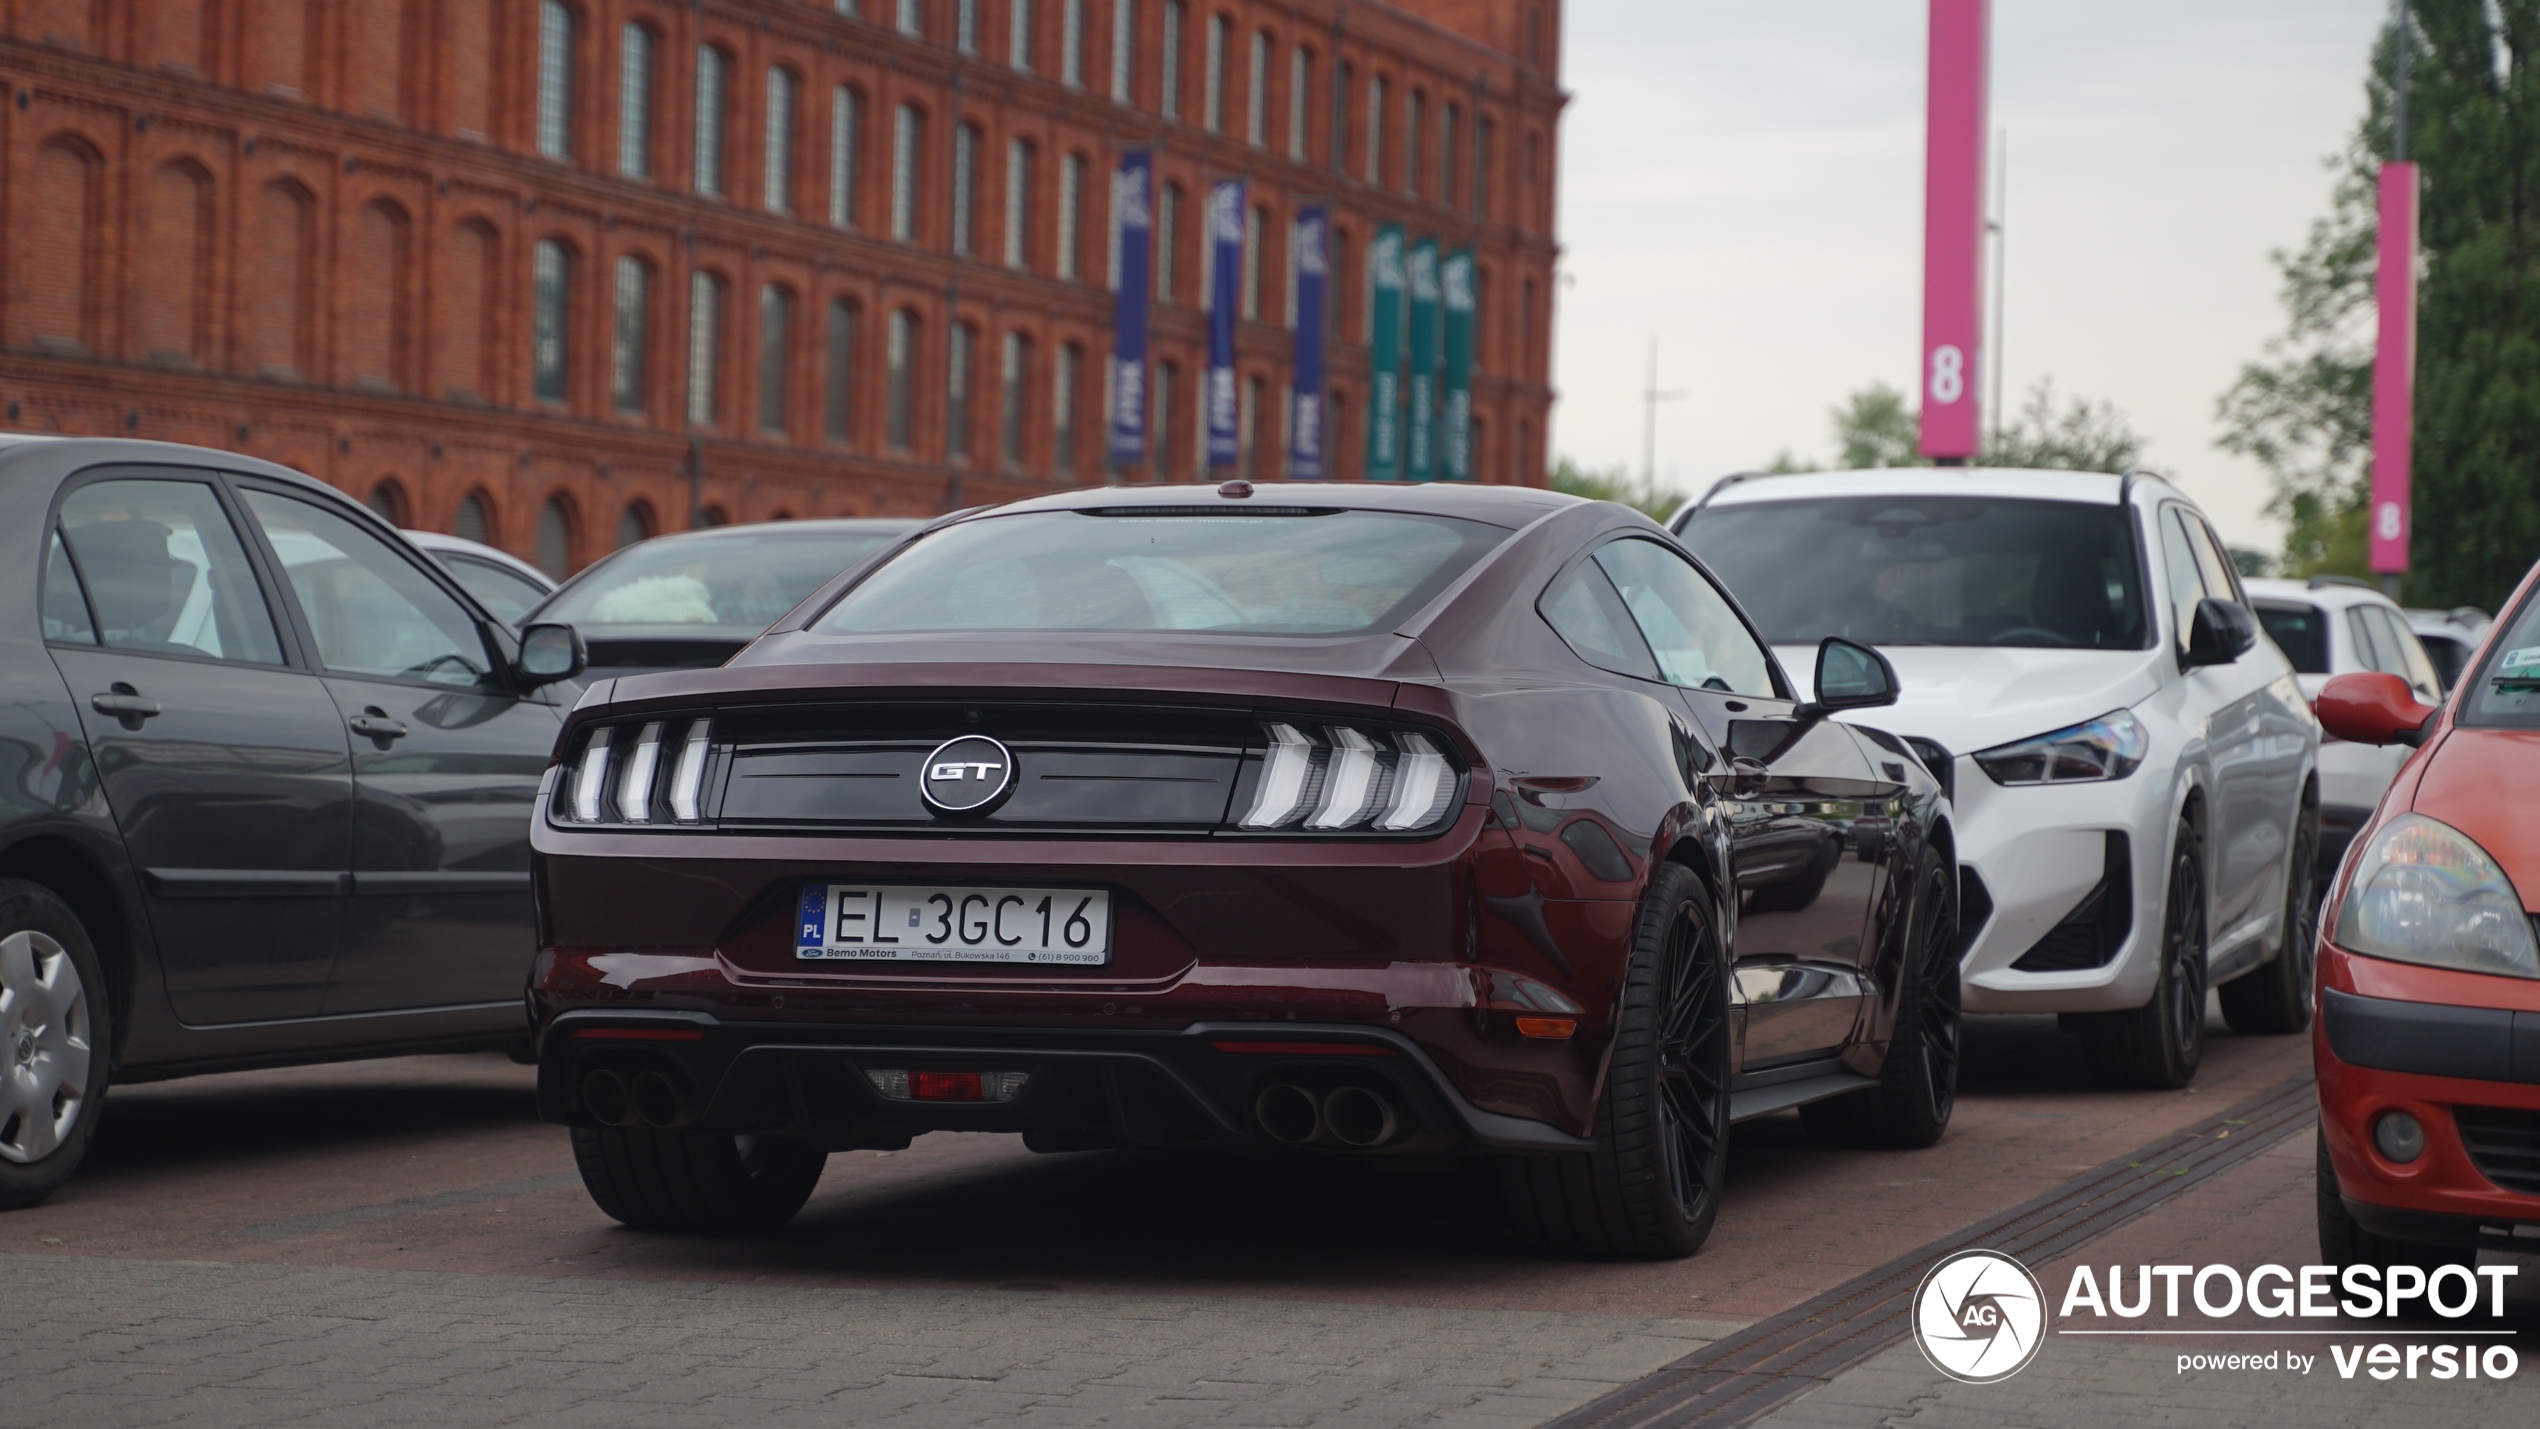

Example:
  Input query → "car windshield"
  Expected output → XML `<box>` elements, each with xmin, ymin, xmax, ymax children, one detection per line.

<box><xmin>440</xmin><ymin>555</ymin><xmax>549</xmax><ymax>624</ymax></box>
<box><xmin>1682</xmin><ymin>495</ymin><xmax>2148</xmax><ymax>650</ymax></box>
<box><xmin>2254</xmin><ymin>601</ymin><xmax>2330</xmax><ymax>674</ymax></box>
<box><xmin>540</xmin><ymin>527</ymin><xmax>904</xmax><ymax>631</ymax></box>
<box><xmin>816</xmin><ymin>508</ymin><xmax>1509</xmax><ymax>637</ymax></box>
<box><xmin>2459</xmin><ymin>591</ymin><xmax>2540</xmax><ymax>727</ymax></box>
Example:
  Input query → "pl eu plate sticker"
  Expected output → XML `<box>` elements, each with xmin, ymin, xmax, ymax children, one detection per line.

<box><xmin>797</xmin><ymin>885</ymin><xmax>827</xmax><ymax>951</ymax></box>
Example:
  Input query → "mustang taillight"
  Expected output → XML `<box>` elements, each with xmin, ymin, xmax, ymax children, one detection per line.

<box><xmin>562</xmin><ymin>718</ymin><xmax>714</xmax><ymax>825</ymax></box>
<box><xmin>1240</xmin><ymin>722</ymin><xmax>1461</xmax><ymax>834</ymax></box>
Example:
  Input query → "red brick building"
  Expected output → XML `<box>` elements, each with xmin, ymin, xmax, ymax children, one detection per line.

<box><xmin>0</xmin><ymin>0</ymin><xmax>1563</xmax><ymax>575</ymax></box>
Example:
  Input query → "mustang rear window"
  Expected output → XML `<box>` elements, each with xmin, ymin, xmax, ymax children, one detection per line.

<box><xmin>817</xmin><ymin>510</ymin><xmax>1508</xmax><ymax>637</ymax></box>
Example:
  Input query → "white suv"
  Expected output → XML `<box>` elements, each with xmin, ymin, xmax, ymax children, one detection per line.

<box><xmin>1674</xmin><ymin>469</ymin><xmax>2320</xmax><ymax>1089</ymax></box>
<box><xmin>2243</xmin><ymin>575</ymin><xmax>2442</xmax><ymax>877</ymax></box>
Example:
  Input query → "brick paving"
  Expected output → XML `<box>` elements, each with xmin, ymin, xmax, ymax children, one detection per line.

<box><xmin>15</xmin><ymin>1011</ymin><xmax>2532</xmax><ymax>1425</ymax></box>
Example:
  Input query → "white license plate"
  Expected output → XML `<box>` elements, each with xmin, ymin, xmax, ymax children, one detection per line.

<box><xmin>794</xmin><ymin>884</ymin><xmax>1112</xmax><ymax>964</ymax></box>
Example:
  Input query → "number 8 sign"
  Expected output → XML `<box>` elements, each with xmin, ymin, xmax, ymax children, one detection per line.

<box><xmin>1929</xmin><ymin>345</ymin><xmax>1966</xmax><ymax>406</ymax></box>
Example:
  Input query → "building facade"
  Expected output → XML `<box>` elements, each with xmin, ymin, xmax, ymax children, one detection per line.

<box><xmin>0</xmin><ymin>0</ymin><xmax>1564</xmax><ymax>575</ymax></box>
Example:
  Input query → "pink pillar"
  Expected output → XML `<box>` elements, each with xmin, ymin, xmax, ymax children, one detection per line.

<box><xmin>1919</xmin><ymin>0</ymin><xmax>1990</xmax><ymax>462</ymax></box>
<box><xmin>2371</xmin><ymin>162</ymin><xmax>2419</xmax><ymax>575</ymax></box>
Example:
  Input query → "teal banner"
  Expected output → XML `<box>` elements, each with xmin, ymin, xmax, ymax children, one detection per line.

<box><xmin>1404</xmin><ymin>238</ymin><xmax>1439</xmax><ymax>482</ymax></box>
<box><xmin>1440</xmin><ymin>248</ymin><xmax>1474</xmax><ymax>482</ymax></box>
<box><xmin>1365</xmin><ymin>225</ymin><xmax>1405</xmax><ymax>481</ymax></box>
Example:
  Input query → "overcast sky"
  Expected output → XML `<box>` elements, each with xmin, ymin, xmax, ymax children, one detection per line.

<box><xmin>1550</xmin><ymin>0</ymin><xmax>2388</xmax><ymax>551</ymax></box>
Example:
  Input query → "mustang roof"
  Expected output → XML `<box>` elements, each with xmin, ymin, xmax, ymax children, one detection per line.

<box><xmin>966</xmin><ymin>479</ymin><xmax>1585</xmax><ymax>529</ymax></box>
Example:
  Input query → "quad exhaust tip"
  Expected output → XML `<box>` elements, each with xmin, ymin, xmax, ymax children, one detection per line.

<box><xmin>1254</xmin><ymin>1083</ymin><xmax>1402</xmax><ymax>1148</ymax></box>
<box><xmin>628</xmin><ymin>1068</ymin><xmax>700</xmax><ymax>1128</ymax></box>
<box><xmin>580</xmin><ymin>1067</ymin><xmax>633</xmax><ymax>1127</ymax></box>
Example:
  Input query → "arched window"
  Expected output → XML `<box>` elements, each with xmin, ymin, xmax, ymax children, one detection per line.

<box><xmin>617</xmin><ymin>22</ymin><xmax>653</xmax><ymax>177</ymax></box>
<box><xmin>1441</xmin><ymin>103</ymin><xmax>1461</xmax><ymax>208</ymax></box>
<box><xmin>1288</xmin><ymin>46</ymin><xmax>1311</xmax><ymax>160</ymax></box>
<box><xmin>759</xmin><ymin>284</ymin><xmax>795</xmax><ymax>436</ymax></box>
<box><xmin>454</xmin><ymin>491</ymin><xmax>493</xmax><ymax>544</ymax></box>
<box><xmin>830</xmin><ymin>85</ymin><xmax>862</xmax><ymax>228</ymax></box>
<box><xmin>1053</xmin><ymin>342</ymin><xmax>1081</xmax><ymax>478</ymax></box>
<box><xmin>1202</xmin><ymin>12</ymin><xmax>1226</xmax><ymax>132</ymax></box>
<box><xmin>537</xmin><ymin>1</ymin><xmax>576</xmax><ymax>160</ymax></box>
<box><xmin>1366</xmin><ymin>75</ymin><xmax>1387</xmax><ymax>184</ymax></box>
<box><xmin>1160</xmin><ymin>1</ymin><xmax>1184</xmax><ymax>121</ymax></box>
<box><xmin>1156</xmin><ymin>181</ymin><xmax>1181</xmax><ymax>303</ymax></box>
<box><xmin>947</xmin><ymin>321</ymin><xmax>977</xmax><ymax>463</ymax></box>
<box><xmin>1245</xmin><ymin>30</ymin><xmax>1267</xmax><ymax>146</ymax></box>
<box><xmin>1057</xmin><ymin>152</ymin><xmax>1084</xmax><ymax>281</ymax></box>
<box><xmin>1003</xmin><ymin>138</ymin><xmax>1035</xmax><ymax>269</ymax></box>
<box><xmin>1406</xmin><ymin>90</ymin><xmax>1424</xmax><ymax>198</ymax></box>
<box><xmin>764</xmin><ymin>67</ymin><xmax>796</xmax><ymax>215</ymax></box>
<box><xmin>1061</xmin><ymin>0</ymin><xmax>1084</xmax><ymax>86</ymax></box>
<box><xmin>1008</xmin><ymin>0</ymin><xmax>1033</xmax><ymax>72</ymax></box>
<box><xmin>687</xmin><ymin>270</ymin><xmax>725</xmax><ymax>426</ymax></box>
<box><xmin>999</xmin><ymin>330</ymin><xmax>1031</xmax><ymax>469</ymax></box>
<box><xmin>23</xmin><ymin>125</ymin><xmax>94</xmax><ymax>340</ymax></box>
<box><xmin>891</xmin><ymin>102</ymin><xmax>924</xmax><ymax>242</ymax></box>
<box><xmin>366</xmin><ymin>480</ymin><xmax>409</xmax><ymax>526</ymax></box>
<box><xmin>615</xmin><ymin>502</ymin><xmax>654</xmax><ymax>549</ymax></box>
<box><xmin>824</xmin><ymin>298</ymin><xmax>858</xmax><ymax>443</ymax></box>
<box><xmin>532</xmin><ymin>239</ymin><xmax>572</xmax><ymax>403</ymax></box>
<box><xmin>612</xmin><ymin>254</ymin><xmax>651</xmax><ymax>413</ymax></box>
<box><xmin>698</xmin><ymin>505</ymin><xmax>730</xmax><ymax>527</ymax></box>
<box><xmin>1110</xmin><ymin>0</ymin><xmax>1136</xmax><ymax>105</ymax></box>
<box><xmin>1242</xmin><ymin>203</ymin><xmax>1263</xmax><ymax>321</ymax></box>
<box><xmin>694</xmin><ymin>45</ymin><xmax>729</xmax><ymax>196</ymax></box>
<box><xmin>951</xmin><ymin>122</ymin><xmax>981</xmax><ymax>256</ymax></box>
<box><xmin>886</xmin><ymin>308</ymin><xmax>918</xmax><ymax>452</ymax></box>
<box><xmin>535</xmin><ymin>496</ymin><xmax>574</xmax><ymax>578</ymax></box>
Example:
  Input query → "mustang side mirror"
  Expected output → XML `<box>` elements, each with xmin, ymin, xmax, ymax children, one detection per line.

<box><xmin>2183</xmin><ymin>598</ymin><xmax>2258</xmax><ymax>668</ymax></box>
<box><xmin>1799</xmin><ymin>636</ymin><xmax>1900</xmax><ymax>720</ymax></box>
<box><xmin>517</xmin><ymin>622</ymin><xmax>587</xmax><ymax>689</ymax></box>
<box><xmin>2317</xmin><ymin>671</ymin><xmax>2440</xmax><ymax>747</ymax></box>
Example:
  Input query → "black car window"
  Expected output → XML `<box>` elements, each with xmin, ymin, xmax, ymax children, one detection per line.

<box><xmin>2344</xmin><ymin>607</ymin><xmax>2389</xmax><ymax>674</ymax></box>
<box><xmin>241</xmin><ymin>490</ymin><xmax>496</xmax><ymax>689</ymax></box>
<box><xmin>2253</xmin><ymin>601</ymin><xmax>2328</xmax><ymax>674</ymax></box>
<box><xmin>1590</xmin><ymin>538</ymin><xmax>1774</xmax><ymax>696</ymax></box>
<box><xmin>1684</xmin><ymin>495</ymin><xmax>2148</xmax><ymax>650</ymax></box>
<box><xmin>42</xmin><ymin>529</ymin><xmax>96</xmax><ymax>645</ymax></box>
<box><xmin>817</xmin><ymin>510</ymin><xmax>1507</xmax><ymax>637</ymax></box>
<box><xmin>57</xmin><ymin>479</ymin><xmax>284</xmax><ymax>665</ymax></box>
<box><xmin>442</xmin><ymin>554</ymin><xmax>550</xmax><ymax>625</ymax></box>
<box><xmin>2419</xmin><ymin>632</ymin><xmax>2471</xmax><ymax>691</ymax></box>
<box><xmin>2460</xmin><ymin>590</ymin><xmax>2540</xmax><ymax>728</ymax></box>
<box><xmin>1540</xmin><ymin>558</ymin><xmax>1662</xmax><ymax>681</ymax></box>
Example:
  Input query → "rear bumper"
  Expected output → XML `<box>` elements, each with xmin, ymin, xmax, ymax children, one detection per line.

<box><xmin>536</xmin><ymin>1009</ymin><xmax>1593</xmax><ymax>1155</ymax></box>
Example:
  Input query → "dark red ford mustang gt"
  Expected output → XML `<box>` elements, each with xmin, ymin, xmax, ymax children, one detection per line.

<box><xmin>529</xmin><ymin>481</ymin><xmax>1959</xmax><ymax>1258</ymax></box>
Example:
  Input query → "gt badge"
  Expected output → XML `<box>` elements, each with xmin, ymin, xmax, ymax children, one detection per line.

<box><xmin>920</xmin><ymin>734</ymin><xmax>1016</xmax><ymax>816</ymax></box>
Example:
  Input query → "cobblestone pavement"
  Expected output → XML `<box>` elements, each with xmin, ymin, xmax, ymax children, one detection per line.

<box><xmin>16</xmin><ymin>1011</ymin><xmax>2530</xmax><ymax>1426</ymax></box>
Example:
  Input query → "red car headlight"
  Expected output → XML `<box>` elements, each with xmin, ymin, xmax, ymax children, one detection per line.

<box><xmin>2332</xmin><ymin>813</ymin><xmax>2540</xmax><ymax>979</ymax></box>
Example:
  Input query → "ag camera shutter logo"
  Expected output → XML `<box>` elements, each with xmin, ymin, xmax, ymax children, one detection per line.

<box><xmin>921</xmin><ymin>735</ymin><xmax>1016</xmax><ymax>815</ymax></box>
<box><xmin>1912</xmin><ymin>1249</ymin><xmax>2047</xmax><ymax>1383</ymax></box>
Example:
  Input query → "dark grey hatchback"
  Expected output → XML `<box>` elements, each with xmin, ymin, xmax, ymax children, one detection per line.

<box><xmin>0</xmin><ymin>436</ymin><xmax>590</xmax><ymax>1207</ymax></box>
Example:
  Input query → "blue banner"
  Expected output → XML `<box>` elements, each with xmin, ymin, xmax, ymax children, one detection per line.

<box><xmin>1287</xmin><ymin>205</ymin><xmax>1329</xmax><ymax>480</ymax></box>
<box><xmin>1365</xmin><ymin>225</ymin><xmax>1405</xmax><ymax>481</ymax></box>
<box><xmin>1205</xmin><ymin>178</ymin><xmax>1244</xmax><ymax>470</ymax></box>
<box><xmin>1107</xmin><ymin>151</ymin><xmax>1154</xmax><ymax>472</ymax></box>
<box><xmin>1405</xmin><ymin>238</ymin><xmax>1439</xmax><ymax>482</ymax></box>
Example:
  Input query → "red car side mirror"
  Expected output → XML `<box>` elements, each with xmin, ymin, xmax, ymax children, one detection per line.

<box><xmin>2317</xmin><ymin>672</ymin><xmax>2439</xmax><ymax>747</ymax></box>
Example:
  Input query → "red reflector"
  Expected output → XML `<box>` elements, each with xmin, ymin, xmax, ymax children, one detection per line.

<box><xmin>1209</xmin><ymin>1040</ymin><xmax>1395</xmax><ymax>1057</ymax></box>
<box><xmin>1515</xmin><ymin>1017</ymin><xmax>1577</xmax><ymax>1040</ymax></box>
<box><xmin>569</xmin><ymin>1027</ymin><xmax>706</xmax><ymax>1041</ymax></box>
<box><xmin>910</xmin><ymin>1070</ymin><xmax>985</xmax><ymax>1101</ymax></box>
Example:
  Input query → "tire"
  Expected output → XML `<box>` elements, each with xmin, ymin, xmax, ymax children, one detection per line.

<box><xmin>2080</xmin><ymin>817</ymin><xmax>2207</xmax><ymax>1090</ymax></box>
<box><xmin>2315</xmin><ymin>1130</ymin><xmax>2472</xmax><ymax>1273</ymax></box>
<box><xmin>1496</xmin><ymin>861</ymin><xmax>1731</xmax><ymax>1260</ymax></box>
<box><xmin>0</xmin><ymin>880</ymin><xmax>112</xmax><ymax>1211</ymax></box>
<box><xmin>1801</xmin><ymin>845</ymin><xmax>1960</xmax><ymax>1149</ymax></box>
<box><xmin>570</xmin><ymin>1123</ymin><xmax>827</xmax><ymax>1233</ymax></box>
<box><xmin>2220</xmin><ymin>797</ymin><xmax>2319</xmax><ymax>1036</ymax></box>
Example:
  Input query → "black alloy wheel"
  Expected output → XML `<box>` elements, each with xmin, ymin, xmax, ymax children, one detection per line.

<box><xmin>2080</xmin><ymin>817</ymin><xmax>2207</xmax><ymax>1090</ymax></box>
<box><xmin>1802</xmin><ymin>846</ymin><xmax>1960</xmax><ymax>1148</ymax></box>
<box><xmin>2220</xmin><ymin>797</ymin><xmax>2320</xmax><ymax>1036</ymax></box>
<box><xmin>1497</xmin><ymin>861</ymin><xmax>1731</xmax><ymax>1259</ymax></box>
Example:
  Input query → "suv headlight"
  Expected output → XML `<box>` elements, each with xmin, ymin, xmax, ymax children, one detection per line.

<box><xmin>2332</xmin><ymin>814</ymin><xmax>2540</xmax><ymax>979</ymax></box>
<box><xmin>1972</xmin><ymin>709</ymin><xmax>2149</xmax><ymax>786</ymax></box>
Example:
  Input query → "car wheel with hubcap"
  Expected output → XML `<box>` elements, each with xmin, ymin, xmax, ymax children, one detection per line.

<box><xmin>2080</xmin><ymin>817</ymin><xmax>2207</xmax><ymax>1089</ymax></box>
<box><xmin>0</xmin><ymin>880</ymin><xmax>111</xmax><ymax>1210</ymax></box>
<box><xmin>2219</xmin><ymin>795</ymin><xmax>2319</xmax><ymax>1036</ymax></box>
<box><xmin>1496</xmin><ymin>860</ymin><xmax>1730</xmax><ymax>1260</ymax></box>
<box><xmin>570</xmin><ymin>1123</ymin><xmax>828</xmax><ymax>1233</ymax></box>
<box><xmin>1801</xmin><ymin>845</ymin><xmax>1960</xmax><ymax>1148</ymax></box>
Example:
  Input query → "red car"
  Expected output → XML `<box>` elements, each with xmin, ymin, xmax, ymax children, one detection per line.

<box><xmin>525</xmin><ymin>481</ymin><xmax>1961</xmax><ymax>1258</ymax></box>
<box><xmin>2313</xmin><ymin>562</ymin><xmax>2540</xmax><ymax>1269</ymax></box>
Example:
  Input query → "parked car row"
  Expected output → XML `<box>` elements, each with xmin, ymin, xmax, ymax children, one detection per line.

<box><xmin>7</xmin><ymin>433</ymin><xmax>2524</xmax><ymax>1270</ymax></box>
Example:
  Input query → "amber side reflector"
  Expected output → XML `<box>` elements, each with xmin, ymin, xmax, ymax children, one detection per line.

<box><xmin>1209</xmin><ymin>1040</ymin><xmax>1396</xmax><ymax>1057</ymax></box>
<box><xmin>1515</xmin><ymin>1017</ymin><xmax>1577</xmax><ymax>1040</ymax></box>
<box><xmin>569</xmin><ymin>1027</ymin><xmax>707</xmax><ymax>1041</ymax></box>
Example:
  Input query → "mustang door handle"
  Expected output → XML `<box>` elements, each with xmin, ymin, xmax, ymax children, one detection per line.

<box><xmin>90</xmin><ymin>689</ymin><xmax>161</xmax><ymax>728</ymax></box>
<box><xmin>349</xmin><ymin>709</ymin><xmax>410</xmax><ymax>746</ymax></box>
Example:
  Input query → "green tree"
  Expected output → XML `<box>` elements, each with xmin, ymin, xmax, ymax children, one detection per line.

<box><xmin>1772</xmin><ymin>378</ymin><xmax>2153</xmax><ymax>474</ymax></box>
<box><xmin>1549</xmin><ymin>457</ymin><xmax>1679</xmax><ymax>520</ymax></box>
<box><xmin>1834</xmin><ymin>384</ymin><xmax>1921</xmax><ymax>468</ymax></box>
